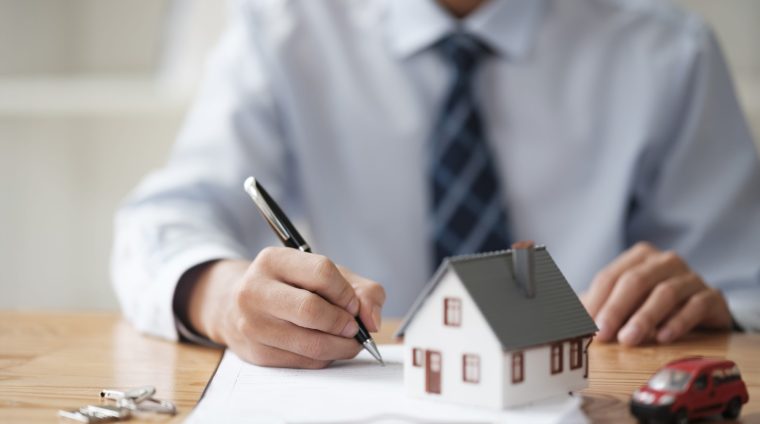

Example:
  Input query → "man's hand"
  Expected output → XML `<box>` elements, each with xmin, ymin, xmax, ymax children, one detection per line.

<box><xmin>581</xmin><ymin>242</ymin><xmax>732</xmax><ymax>346</ymax></box>
<box><xmin>185</xmin><ymin>247</ymin><xmax>386</xmax><ymax>368</ymax></box>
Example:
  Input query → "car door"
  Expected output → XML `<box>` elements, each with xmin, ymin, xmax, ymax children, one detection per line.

<box><xmin>690</xmin><ymin>373</ymin><xmax>721</xmax><ymax>418</ymax></box>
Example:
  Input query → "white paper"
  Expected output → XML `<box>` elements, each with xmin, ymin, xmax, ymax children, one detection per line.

<box><xmin>187</xmin><ymin>345</ymin><xmax>587</xmax><ymax>424</ymax></box>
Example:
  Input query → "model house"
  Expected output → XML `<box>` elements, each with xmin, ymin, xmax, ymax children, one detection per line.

<box><xmin>394</xmin><ymin>242</ymin><xmax>598</xmax><ymax>409</ymax></box>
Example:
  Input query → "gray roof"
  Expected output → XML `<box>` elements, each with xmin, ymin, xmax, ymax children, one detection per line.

<box><xmin>395</xmin><ymin>247</ymin><xmax>598</xmax><ymax>351</ymax></box>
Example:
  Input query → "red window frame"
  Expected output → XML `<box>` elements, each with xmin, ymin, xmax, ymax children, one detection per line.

<box><xmin>443</xmin><ymin>297</ymin><xmax>462</xmax><ymax>327</ymax></box>
<box><xmin>412</xmin><ymin>348</ymin><xmax>424</xmax><ymax>367</ymax></box>
<box><xmin>462</xmin><ymin>354</ymin><xmax>480</xmax><ymax>383</ymax></box>
<box><xmin>512</xmin><ymin>351</ymin><xmax>524</xmax><ymax>384</ymax></box>
<box><xmin>551</xmin><ymin>343</ymin><xmax>563</xmax><ymax>374</ymax></box>
<box><xmin>570</xmin><ymin>338</ymin><xmax>583</xmax><ymax>370</ymax></box>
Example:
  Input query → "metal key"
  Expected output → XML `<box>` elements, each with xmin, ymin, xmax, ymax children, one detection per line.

<box><xmin>58</xmin><ymin>404</ymin><xmax>130</xmax><ymax>423</ymax></box>
<box><xmin>100</xmin><ymin>386</ymin><xmax>155</xmax><ymax>403</ymax></box>
<box><xmin>116</xmin><ymin>397</ymin><xmax>176</xmax><ymax>416</ymax></box>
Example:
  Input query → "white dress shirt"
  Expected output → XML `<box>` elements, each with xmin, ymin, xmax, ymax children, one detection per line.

<box><xmin>111</xmin><ymin>0</ymin><xmax>760</xmax><ymax>341</ymax></box>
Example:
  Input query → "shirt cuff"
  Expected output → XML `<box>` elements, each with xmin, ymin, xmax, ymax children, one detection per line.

<box><xmin>149</xmin><ymin>244</ymin><xmax>247</xmax><ymax>341</ymax></box>
<box><xmin>725</xmin><ymin>288</ymin><xmax>760</xmax><ymax>332</ymax></box>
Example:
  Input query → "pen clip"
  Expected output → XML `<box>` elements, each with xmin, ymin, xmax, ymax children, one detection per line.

<box><xmin>244</xmin><ymin>177</ymin><xmax>292</xmax><ymax>242</ymax></box>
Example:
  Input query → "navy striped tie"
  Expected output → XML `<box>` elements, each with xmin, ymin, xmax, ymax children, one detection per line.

<box><xmin>430</xmin><ymin>33</ymin><xmax>512</xmax><ymax>269</ymax></box>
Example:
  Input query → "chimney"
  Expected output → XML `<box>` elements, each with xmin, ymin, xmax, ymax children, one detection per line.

<box><xmin>512</xmin><ymin>240</ymin><xmax>536</xmax><ymax>298</ymax></box>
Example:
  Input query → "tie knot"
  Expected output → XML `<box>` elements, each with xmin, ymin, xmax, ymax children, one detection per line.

<box><xmin>436</xmin><ymin>33</ymin><xmax>491</xmax><ymax>74</ymax></box>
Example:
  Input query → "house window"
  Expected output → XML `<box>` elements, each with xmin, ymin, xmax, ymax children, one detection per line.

<box><xmin>551</xmin><ymin>343</ymin><xmax>563</xmax><ymax>374</ymax></box>
<box><xmin>444</xmin><ymin>297</ymin><xmax>462</xmax><ymax>326</ymax></box>
<box><xmin>570</xmin><ymin>339</ymin><xmax>583</xmax><ymax>370</ymax></box>
<box><xmin>512</xmin><ymin>351</ymin><xmax>524</xmax><ymax>384</ymax></box>
<box><xmin>412</xmin><ymin>348</ymin><xmax>424</xmax><ymax>367</ymax></box>
<box><xmin>462</xmin><ymin>354</ymin><xmax>480</xmax><ymax>383</ymax></box>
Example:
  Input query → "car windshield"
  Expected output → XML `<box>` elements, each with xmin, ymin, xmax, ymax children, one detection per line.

<box><xmin>648</xmin><ymin>369</ymin><xmax>693</xmax><ymax>392</ymax></box>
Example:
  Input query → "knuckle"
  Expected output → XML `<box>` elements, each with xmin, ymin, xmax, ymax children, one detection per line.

<box><xmin>312</xmin><ymin>255</ymin><xmax>338</xmax><ymax>283</ymax></box>
<box><xmin>654</xmin><ymin>283</ymin><xmax>678</xmax><ymax>305</ymax></box>
<box><xmin>234</xmin><ymin>316</ymin><xmax>249</xmax><ymax>336</ymax></box>
<box><xmin>256</xmin><ymin>246</ymin><xmax>278</xmax><ymax>265</ymax></box>
<box><xmin>594</xmin><ymin>269</ymin><xmax>614</xmax><ymax>285</ymax></box>
<box><xmin>296</xmin><ymin>294</ymin><xmax>321</xmax><ymax>323</ymax></box>
<box><xmin>634</xmin><ymin>241</ymin><xmax>655</xmax><ymax>254</ymax></box>
<box><xmin>695</xmin><ymin>290</ymin><xmax>716</xmax><ymax>309</ymax></box>
<box><xmin>302</xmin><ymin>336</ymin><xmax>327</xmax><ymax>359</ymax></box>
<box><xmin>234</xmin><ymin>286</ymin><xmax>248</xmax><ymax>311</ymax></box>
<box><xmin>621</xmin><ymin>271</ymin><xmax>644</xmax><ymax>288</ymax></box>
<box><xmin>331</xmin><ymin>311</ymin><xmax>350</xmax><ymax>334</ymax></box>
<box><xmin>686</xmin><ymin>272</ymin><xmax>705</xmax><ymax>287</ymax></box>
<box><xmin>335</xmin><ymin>282</ymin><xmax>355</xmax><ymax>306</ymax></box>
<box><xmin>660</xmin><ymin>250</ymin><xmax>684</xmax><ymax>268</ymax></box>
<box><xmin>635</xmin><ymin>313</ymin><xmax>655</xmax><ymax>331</ymax></box>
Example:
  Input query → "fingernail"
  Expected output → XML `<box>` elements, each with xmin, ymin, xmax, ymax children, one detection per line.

<box><xmin>619</xmin><ymin>323</ymin><xmax>642</xmax><ymax>345</ymax></box>
<box><xmin>347</xmin><ymin>297</ymin><xmax>359</xmax><ymax>316</ymax></box>
<box><xmin>341</xmin><ymin>319</ymin><xmax>359</xmax><ymax>338</ymax></box>
<box><xmin>372</xmin><ymin>306</ymin><xmax>382</xmax><ymax>332</ymax></box>
<box><xmin>658</xmin><ymin>328</ymin><xmax>674</xmax><ymax>344</ymax></box>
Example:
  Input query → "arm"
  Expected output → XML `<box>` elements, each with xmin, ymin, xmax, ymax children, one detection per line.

<box><xmin>582</xmin><ymin>22</ymin><xmax>760</xmax><ymax>343</ymax></box>
<box><xmin>111</xmin><ymin>3</ymin><xmax>385</xmax><ymax>366</ymax></box>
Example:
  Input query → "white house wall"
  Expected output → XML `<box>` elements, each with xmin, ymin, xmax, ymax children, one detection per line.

<box><xmin>403</xmin><ymin>269</ymin><xmax>504</xmax><ymax>409</ymax></box>
<box><xmin>502</xmin><ymin>337</ymin><xmax>591</xmax><ymax>407</ymax></box>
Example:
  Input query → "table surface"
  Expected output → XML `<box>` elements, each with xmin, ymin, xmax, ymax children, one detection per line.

<box><xmin>1</xmin><ymin>312</ymin><xmax>758</xmax><ymax>423</ymax></box>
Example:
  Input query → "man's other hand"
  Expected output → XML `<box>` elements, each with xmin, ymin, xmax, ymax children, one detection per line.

<box><xmin>186</xmin><ymin>247</ymin><xmax>386</xmax><ymax>368</ymax></box>
<box><xmin>581</xmin><ymin>242</ymin><xmax>732</xmax><ymax>346</ymax></box>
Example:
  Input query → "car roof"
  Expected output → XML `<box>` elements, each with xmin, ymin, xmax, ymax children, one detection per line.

<box><xmin>664</xmin><ymin>357</ymin><xmax>735</xmax><ymax>372</ymax></box>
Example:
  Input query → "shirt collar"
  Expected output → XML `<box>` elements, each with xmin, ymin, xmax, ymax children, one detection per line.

<box><xmin>384</xmin><ymin>0</ymin><xmax>546</xmax><ymax>60</ymax></box>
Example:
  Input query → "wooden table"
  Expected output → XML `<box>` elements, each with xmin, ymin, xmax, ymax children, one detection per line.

<box><xmin>1</xmin><ymin>312</ymin><xmax>758</xmax><ymax>423</ymax></box>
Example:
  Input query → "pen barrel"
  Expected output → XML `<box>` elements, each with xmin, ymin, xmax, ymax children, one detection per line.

<box><xmin>353</xmin><ymin>317</ymin><xmax>371</xmax><ymax>343</ymax></box>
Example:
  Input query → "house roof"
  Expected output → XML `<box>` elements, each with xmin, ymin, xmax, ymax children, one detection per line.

<box><xmin>394</xmin><ymin>247</ymin><xmax>598</xmax><ymax>351</ymax></box>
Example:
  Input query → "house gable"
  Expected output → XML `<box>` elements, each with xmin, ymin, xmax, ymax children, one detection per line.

<box><xmin>403</xmin><ymin>268</ymin><xmax>503</xmax><ymax>408</ymax></box>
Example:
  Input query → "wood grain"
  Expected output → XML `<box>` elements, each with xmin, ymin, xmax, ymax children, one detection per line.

<box><xmin>1</xmin><ymin>312</ymin><xmax>758</xmax><ymax>423</ymax></box>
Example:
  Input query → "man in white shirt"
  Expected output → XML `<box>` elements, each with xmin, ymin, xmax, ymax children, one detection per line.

<box><xmin>112</xmin><ymin>0</ymin><xmax>760</xmax><ymax>368</ymax></box>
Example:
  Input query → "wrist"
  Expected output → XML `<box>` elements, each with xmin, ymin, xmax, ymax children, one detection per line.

<box><xmin>180</xmin><ymin>259</ymin><xmax>249</xmax><ymax>344</ymax></box>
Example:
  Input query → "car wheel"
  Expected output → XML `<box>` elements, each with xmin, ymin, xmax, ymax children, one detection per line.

<box><xmin>673</xmin><ymin>408</ymin><xmax>688</xmax><ymax>424</ymax></box>
<box><xmin>723</xmin><ymin>397</ymin><xmax>742</xmax><ymax>419</ymax></box>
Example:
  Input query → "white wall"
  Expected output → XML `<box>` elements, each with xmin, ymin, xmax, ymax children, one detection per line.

<box><xmin>0</xmin><ymin>0</ymin><xmax>223</xmax><ymax>310</ymax></box>
<box><xmin>404</xmin><ymin>271</ymin><xmax>504</xmax><ymax>409</ymax></box>
<box><xmin>0</xmin><ymin>1</ymin><xmax>758</xmax><ymax>311</ymax></box>
<box><xmin>502</xmin><ymin>338</ymin><xmax>590</xmax><ymax>407</ymax></box>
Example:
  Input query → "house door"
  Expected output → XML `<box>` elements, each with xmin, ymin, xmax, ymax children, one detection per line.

<box><xmin>425</xmin><ymin>350</ymin><xmax>441</xmax><ymax>394</ymax></box>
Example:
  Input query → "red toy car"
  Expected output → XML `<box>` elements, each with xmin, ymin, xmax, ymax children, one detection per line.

<box><xmin>630</xmin><ymin>357</ymin><xmax>749</xmax><ymax>424</ymax></box>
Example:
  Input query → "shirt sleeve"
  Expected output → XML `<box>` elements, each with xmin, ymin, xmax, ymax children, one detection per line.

<box><xmin>110</xmin><ymin>2</ymin><xmax>294</xmax><ymax>341</ymax></box>
<box><xmin>625</xmin><ymin>21</ymin><xmax>760</xmax><ymax>331</ymax></box>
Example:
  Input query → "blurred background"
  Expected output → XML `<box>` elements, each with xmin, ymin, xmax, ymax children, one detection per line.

<box><xmin>0</xmin><ymin>0</ymin><xmax>758</xmax><ymax>311</ymax></box>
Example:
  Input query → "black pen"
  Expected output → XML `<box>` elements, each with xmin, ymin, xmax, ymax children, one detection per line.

<box><xmin>243</xmin><ymin>177</ymin><xmax>384</xmax><ymax>365</ymax></box>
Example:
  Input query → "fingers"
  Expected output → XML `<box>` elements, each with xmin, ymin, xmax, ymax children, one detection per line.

<box><xmin>596</xmin><ymin>250</ymin><xmax>688</xmax><ymax>342</ymax></box>
<box><xmin>252</xmin><ymin>315</ymin><xmax>362</xmax><ymax>361</ymax></box>
<box><xmin>617</xmin><ymin>273</ymin><xmax>703</xmax><ymax>346</ymax></box>
<box><xmin>340</xmin><ymin>266</ymin><xmax>386</xmax><ymax>332</ymax></box>
<box><xmin>656</xmin><ymin>288</ymin><xmax>732</xmax><ymax>343</ymax></box>
<box><xmin>254</xmin><ymin>247</ymin><xmax>360</xmax><ymax>315</ymax></box>
<box><xmin>237</xmin><ymin>342</ymin><xmax>332</xmax><ymax>369</ymax></box>
<box><xmin>584</xmin><ymin>242</ymin><xmax>655</xmax><ymax>318</ymax></box>
<box><xmin>246</xmin><ymin>280</ymin><xmax>359</xmax><ymax>338</ymax></box>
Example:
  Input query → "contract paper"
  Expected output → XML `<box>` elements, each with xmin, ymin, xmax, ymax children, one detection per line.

<box><xmin>187</xmin><ymin>345</ymin><xmax>587</xmax><ymax>424</ymax></box>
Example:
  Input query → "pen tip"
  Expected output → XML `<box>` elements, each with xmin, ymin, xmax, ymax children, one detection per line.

<box><xmin>363</xmin><ymin>340</ymin><xmax>384</xmax><ymax>366</ymax></box>
<box><xmin>244</xmin><ymin>176</ymin><xmax>256</xmax><ymax>191</ymax></box>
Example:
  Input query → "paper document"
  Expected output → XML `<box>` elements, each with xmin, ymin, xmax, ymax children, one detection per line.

<box><xmin>187</xmin><ymin>345</ymin><xmax>587</xmax><ymax>424</ymax></box>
